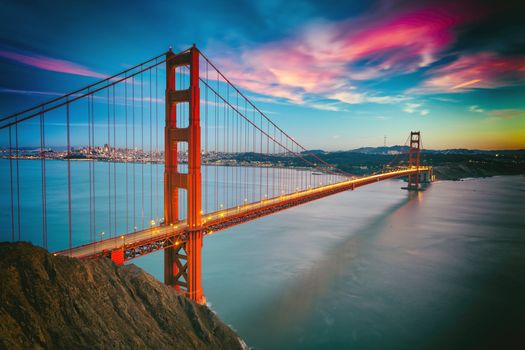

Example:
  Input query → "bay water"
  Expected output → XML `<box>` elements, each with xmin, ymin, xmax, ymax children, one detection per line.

<box><xmin>1</xmin><ymin>159</ymin><xmax>524</xmax><ymax>349</ymax></box>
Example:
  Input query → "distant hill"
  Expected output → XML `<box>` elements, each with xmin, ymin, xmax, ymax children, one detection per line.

<box><xmin>299</xmin><ymin>146</ymin><xmax>525</xmax><ymax>156</ymax></box>
<box><xmin>427</xmin><ymin>148</ymin><xmax>525</xmax><ymax>155</ymax></box>
<box><xmin>349</xmin><ymin>146</ymin><xmax>525</xmax><ymax>156</ymax></box>
<box><xmin>300</xmin><ymin>149</ymin><xmax>326</xmax><ymax>155</ymax></box>
<box><xmin>351</xmin><ymin>146</ymin><xmax>409</xmax><ymax>155</ymax></box>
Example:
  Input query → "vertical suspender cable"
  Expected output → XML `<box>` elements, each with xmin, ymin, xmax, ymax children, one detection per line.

<box><xmin>286</xmin><ymin>137</ymin><xmax>289</xmax><ymax>193</ymax></box>
<box><xmin>254</xmin><ymin>108</ymin><xmax>257</xmax><ymax>203</ymax></box>
<box><xmin>125</xmin><ymin>74</ymin><xmax>129</xmax><ymax>233</ymax></box>
<box><xmin>226</xmin><ymin>84</ymin><xmax>229</xmax><ymax>208</ymax></box>
<box><xmin>252</xmin><ymin>108</ymin><xmax>255</xmax><ymax>203</ymax></box>
<box><xmin>15</xmin><ymin>117</ymin><xmax>20</xmax><ymax>240</ymax></box>
<box><xmin>88</xmin><ymin>93</ymin><xmax>93</xmax><ymax>242</ymax></box>
<box><xmin>91</xmin><ymin>91</ymin><xmax>97</xmax><ymax>242</ymax></box>
<box><xmin>259</xmin><ymin>114</ymin><xmax>264</xmax><ymax>200</ymax></box>
<box><xmin>40</xmin><ymin>108</ymin><xmax>47</xmax><ymax>249</ymax></box>
<box><xmin>234</xmin><ymin>92</ymin><xmax>238</xmax><ymax>206</ymax></box>
<box><xmin>91</xmin><ymin>93</ymin><xmax>96</xmax><ymax>242</ymax></box>
<box><xmin>113</xmin><ymin>85</ymin><xmax>117</xmax><ymax>236</ymax></box>
<box><xmin>155</xmin><ymin>63</ymin><xmax>159</xmax><ymax>222</ymax></box>
<box><xmin>204</xmin><ymin>58</ymin><xmax>209</xmax><ymax>214</ymax></box>
<box><xmin>107</xmin><ymin>86</ymin><xmax>112</xmax><ymax>238</ymax></box>
<box><xmin>9</xmin><ymin>126</ymin><xmax>14</xmax><ymax>241</ymax></box>
<box><xmin>273</xmin><ymin>125</ymin><xmax>277</xmax><ymax>197</ymax></box>
<box><xmin>149</xmin><ymin>69</ymin><xmax>153</xmax><ymax>224</ymax></box>
<box><xmin>238</xmin><ymin>93</ymin><xmax>241</xmax><ymax>206</ymax></box>
<box><xmin>66</xmin><ymin>98</ymin><xmax>72</xmax><ymax>254</ymax></box>
<box><xmin>132</xmin><ymin>76</ymin><xmax>136</xmax><ymax>231</ymax></box>
<box><xmin>215</xmin><ymin>71</ymin><xmax>218</xmax><ymax>212</ymax></box>
<box><xmin>266</xmin><ymin>122</ymin><xmax>270</xmax><ymax>196</ymax></box>
<box><xmin>15</xmin><ymin>119</ymin><xmax>21</xmax><ymax>240</ymax></box>
<box><xmin>141</xmin><ymin>70</ymin><xmax>145</xmax><ymax>229</ymax></box>
<box><xmin>244</xmin><ymin>99</ymin><xmax>248</xmax><ymax>203</ymax></box>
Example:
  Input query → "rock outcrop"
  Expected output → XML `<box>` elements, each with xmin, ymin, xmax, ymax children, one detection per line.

<box><xmin>0</xmin><ymin>242</ymin><xmax>247</xmax><ymax>350</ymax></box>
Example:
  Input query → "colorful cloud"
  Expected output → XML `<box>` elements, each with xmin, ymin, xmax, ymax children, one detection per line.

<box><xmin>488</xmin><ymin>109</ymin><xmax>525</xmax><ymax>120</ymax></box>
<box><xmin>0</xmin><ymin>49</ymin><xmax>107</xmax><ymax>79</ymax></box>
<box><xmin>412</xmin><ymin>52</ymin><xmax>525</xmax><ymax>94</ymax></box>
<box><xmin>214</xmin><ymin>4</ymin><xmax>469</xmax><ymax>109</ymax></box>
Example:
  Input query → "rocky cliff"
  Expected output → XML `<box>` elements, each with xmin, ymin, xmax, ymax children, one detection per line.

<box><xmin>0</xmin><ymin>242</ymin><xmax>247</xmax><ymax>350</ymax></box>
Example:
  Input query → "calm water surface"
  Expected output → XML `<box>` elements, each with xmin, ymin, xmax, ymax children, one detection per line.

<box><xmin>136</xmin><ymin>175</ymin><xmax>525</xmax><ymax>349</ymax></box>
<box><xmin>1</xmin><ymin>159</ymin><xmax>524</xmax><ymax>349</ymax></box>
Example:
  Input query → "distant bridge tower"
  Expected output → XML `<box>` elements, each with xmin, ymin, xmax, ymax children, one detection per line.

<box><xmin>164</xmin><ymin>45</ymin><xmax>205</xmax><ymax>304</ymax></box>
<box><xmin>407</xmin><ymin>131</ymin><xmax>421</xmax><ymax>190</ymax></box>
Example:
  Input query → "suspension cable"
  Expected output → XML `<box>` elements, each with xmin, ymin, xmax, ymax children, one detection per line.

<box><xmin>0</xmin><ymin>52</ymin><xmax>167</xmax><ymax>124</ymax></box>
<box><xmin>0</xmin><ymin>49</ymin><xmax>194</xmax><ymax>130</ymax></box>
<box><xmin>199</xmin><ymin>50</ymin><xmax>352</xmax><ymax>177</ymax></box>
<box><xmin>200</xmin><ymin>78</ymin><xmax>348</xmax><ymax>177</ymax></box>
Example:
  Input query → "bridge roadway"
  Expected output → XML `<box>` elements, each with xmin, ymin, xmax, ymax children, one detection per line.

<box><xmin>54</xmin><ymin>167</ymin><xmax>431</xmax><ymax>261</ymax></box>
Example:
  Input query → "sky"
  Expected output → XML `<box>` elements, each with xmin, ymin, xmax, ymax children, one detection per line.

<box><xmin>0</xmin><ymin>0</ymin><xmax>524</xmax><ymax>150</ymax></box>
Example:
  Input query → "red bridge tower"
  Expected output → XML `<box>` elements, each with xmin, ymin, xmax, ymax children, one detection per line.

<box><xmin>164</xmin><ymin>46</ymin><xmax>205</xmax><ymax>304</ymax></box>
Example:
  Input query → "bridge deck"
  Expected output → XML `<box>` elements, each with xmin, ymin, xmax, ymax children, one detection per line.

<box><xmin>55</xmin><ymin>167</ymin><xmax>430</xmax><ymax>260</ymax></box>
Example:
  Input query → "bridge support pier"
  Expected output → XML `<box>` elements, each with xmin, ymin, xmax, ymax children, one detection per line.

<box><xmin>164</xmin><ymin>244</ymin><xmax>186</xmax><ymax>292</ymax></box>
<box><xmin>164</xmin><ymin>45</ymin><xmax>205</xmax><ymax>304</ymax></box>
<box><xmin>186</xmin><ymin>230</ymin><xmax>204</xmax><ymax>303</ymax></box>
<box><xmin>419</xmin><ymin>169</ymin><xmax>433</xmax><ymax>184</ymax></box>
<box><xmin>111</xmin><ymin>249</ymin><xmax>124</xmax><ymax>265</ymax></box>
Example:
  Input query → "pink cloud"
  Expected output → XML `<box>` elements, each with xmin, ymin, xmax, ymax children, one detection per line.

<box><xmin>413</xmin><ymin>52</ymin><xmax>525</xmax><ymax>93</ymax></box>
<box><xmin>313</xmin><ymin>6</ymin><xmax>464</xmax><ymax>67</ymax></box>
<box><xmin>212</xmin><ymin>4</ymin><xmax>469</xmax><ymax>108</ymax></box>
<box><xmin>0</xmin><ymin>49</ymin><xmax>107</xmax><ymax>79</ymax></box>
<box><xmin>488</xmin><ymin>109</ymin><xmax>525</xmax><ymax>120</ymax></box>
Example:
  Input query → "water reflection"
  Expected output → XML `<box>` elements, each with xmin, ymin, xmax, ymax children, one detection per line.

<box><xmin>245</xmin><ymin>195</ymin><xmax>414</xmax><ymax>343</ymax></box>
<box><xmin>134</xmin><ymin>176</ymin><xmax>525</xmax><ymax>350</ymax></box>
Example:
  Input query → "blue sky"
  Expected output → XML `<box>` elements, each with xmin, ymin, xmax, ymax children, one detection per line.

<box><xmin>1</xmin><ymin>0</ymin><xmax>524</xmax><ymax>150</ymax></box>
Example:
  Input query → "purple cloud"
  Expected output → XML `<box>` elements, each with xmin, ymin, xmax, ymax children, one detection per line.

<box><xmin>411</xmin><ymin>52</ymin><xmax>525</xmax><ymax>94</ymax></box>
<box><xmin>0</xmin><ymin>49</ymin><xmax>107</xmax><ymax>79</ymax></box>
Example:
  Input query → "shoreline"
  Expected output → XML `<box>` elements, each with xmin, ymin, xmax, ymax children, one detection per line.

<box><xmin>2</xmin><ymin>156</ymin><xmax>523</xmax><ymax>181</ymax></box>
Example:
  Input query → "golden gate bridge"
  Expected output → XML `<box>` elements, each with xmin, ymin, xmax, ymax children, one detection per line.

<box><xmin>0</xmin><ymin>45</ymin><xmax>432</xmax><ymax>304</ymax></box>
